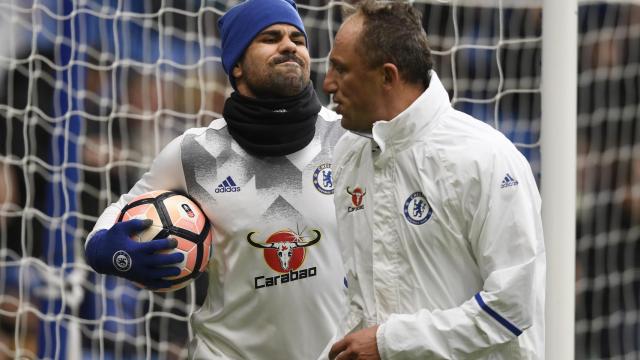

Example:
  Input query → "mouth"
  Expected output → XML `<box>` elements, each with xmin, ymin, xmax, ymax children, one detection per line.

<box><xmin>278</xmin><ymin>61</ymin><xmax>301</xmax><ymax>67</ymax></box>
<box><xmin>274</xmin><ymin>55</ymin><xmax>304</xmax><ymax>67</ymax></box>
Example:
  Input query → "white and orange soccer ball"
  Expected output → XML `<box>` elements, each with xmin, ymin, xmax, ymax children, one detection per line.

<box><xmin>118</xmin><ymin>190</ymin><xmax>213</xmax><ymax>292</ymax></box>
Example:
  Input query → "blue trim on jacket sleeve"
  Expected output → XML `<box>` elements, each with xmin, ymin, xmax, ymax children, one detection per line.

<box><xmin>474</xmin><ymin>293</ymin><xmax>523</xmax><ymax>336</ymax></box>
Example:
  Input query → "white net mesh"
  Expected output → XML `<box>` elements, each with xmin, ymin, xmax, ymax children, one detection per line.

<box><xmin>1</xmin><ymin>2</ymin><xmax>224</xmax><ymax>359</ymax></box>
<box><xmin>0</xmin><ymin>0</ymin><xmax>634</xmax><ymax>359</ymax></box>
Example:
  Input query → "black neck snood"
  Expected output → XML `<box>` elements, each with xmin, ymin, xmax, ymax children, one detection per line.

<box><xmin>223</xmin><ymin>84</ymin><xmax>321</xmax><ymax>157</ymax></box>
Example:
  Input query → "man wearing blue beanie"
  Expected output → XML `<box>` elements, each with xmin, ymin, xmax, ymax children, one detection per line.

<box><xmin>218</xmin><ymin>0</ymin><xmax>308</xmax><ymax>91</ymax></box>
<box><xmin>84</xmin><ymin>0</ymin><xmax>347</xmax><ymax>359</ymax></box>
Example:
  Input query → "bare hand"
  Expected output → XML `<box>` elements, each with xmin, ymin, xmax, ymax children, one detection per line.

<box><xmin>329</xmin><ymin>325</ymin><xmax>380</xmax><ymax>360</ymax></box>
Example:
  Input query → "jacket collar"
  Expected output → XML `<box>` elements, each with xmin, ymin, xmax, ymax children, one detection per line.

<box><xmin>370</xmin><ymin>71</ymin><xmax>450</xmax><ymax>154</ymax></box>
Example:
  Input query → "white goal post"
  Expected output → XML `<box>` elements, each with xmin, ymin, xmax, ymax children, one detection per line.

<box><xmin>541</xmin><ymin>0</ymin><xmax>577</xmax><ymax>359</ymax></box>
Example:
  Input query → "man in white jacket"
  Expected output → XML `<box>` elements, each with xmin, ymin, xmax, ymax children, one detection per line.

<box><xmin>322</xmin><ymin>1</ymin><xmax>545</xmax><ymax>359</ymax></box>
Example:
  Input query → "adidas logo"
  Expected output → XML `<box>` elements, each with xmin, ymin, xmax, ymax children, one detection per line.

<box><xmin>215</xmin><ymin>176</ymin><xmax>241</xmax><ymax>193</ymax></box>
<box><xmin>500</xmin><ymin>173</ymin><xmax>519</xmax><ymax>189</ymax></box>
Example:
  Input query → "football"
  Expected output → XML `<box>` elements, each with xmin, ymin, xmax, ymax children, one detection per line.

<box><xmin>117</xmin><ymin>190</ymin><xmax>213</xmax><ymax>292</ymax></box>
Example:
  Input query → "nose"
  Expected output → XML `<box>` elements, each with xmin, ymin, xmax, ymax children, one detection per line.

<box><xmin>323</xmin><ymin>68</ymin><xmax>336</xmax><ymax>94</ymax></box>
<box><xmin>279</xmin><ymin>36</ymin><xmax>297</xmax><ymax>53</ymax></box>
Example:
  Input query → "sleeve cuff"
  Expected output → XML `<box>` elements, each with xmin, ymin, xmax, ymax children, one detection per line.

<box><xmin>376</xmin><ymin>321</ymin><xmax>389</xmax><ymax>360</ymax></box>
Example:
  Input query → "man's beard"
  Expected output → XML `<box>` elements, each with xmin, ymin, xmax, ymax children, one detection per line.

<box><xmin>244</xmin><ymin>52</ymin><xmax>310</xmax><ymax>98</ymax></box>
<box><xmin>246</xmin><ymin>68</ymin><xmax>309</xmax><ymax>98</ymax></box>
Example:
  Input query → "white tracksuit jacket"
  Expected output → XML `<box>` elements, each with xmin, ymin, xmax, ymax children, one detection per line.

<box><xmin>331</xmin><ymin>72</ymin><xmax>545</xmax><ymax>359</ymax></box>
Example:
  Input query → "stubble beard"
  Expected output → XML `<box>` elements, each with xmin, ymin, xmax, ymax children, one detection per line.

<box><xmin>247</xmin><ymin>65</ymin><xmax>309</xmax><ymax>98</ymax></box>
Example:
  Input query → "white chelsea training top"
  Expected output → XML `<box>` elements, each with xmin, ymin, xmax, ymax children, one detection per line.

<box><xmin>331</xmin><ymin>72</ymin><xmax>545</xmax><ymax>359</ymax></box>
<box><xmin>89</xmin><ymin>108</ymin><xmax>347</xmax><ymax>360</ymax></box>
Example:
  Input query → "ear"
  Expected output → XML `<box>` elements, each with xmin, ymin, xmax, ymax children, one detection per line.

<box><xmin>382</xmin><ymin>63</ymin><xmax>400</xmax><ymax>89</ymax></box>
<box><xmin>232</xmin><ymin>63</ymin><xmax>243</xmax><ymax>81</ymax></box>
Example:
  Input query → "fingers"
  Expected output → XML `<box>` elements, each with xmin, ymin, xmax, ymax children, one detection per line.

<box><xmin>333</xmin><ymin>350</ymin><xmax>354</xmax><ymax>360</ymax></box>
<box><xmin>154</xmin><ymin>266</ymin><xmax>182</xmax><ymax>278</ymax></box>
<box><xmin>135</xmin><ymin>267</ymin><xmax>183</xmax><ymax>290</ymax></box>
<box><xmin>333</xmin><ymin>352</ymin><xmax>348</xmax><ymax>360</ymax></box>
<box><xmin>329</xmin><ymin>339</ymin><xmax>348</xmax><ymax>360</ymax></box>
<box><xmin>148</xmin><ymin>252</ymin><xmax>185</xmax><ymax>266</ymax></box>
<box><xmin>118</xmin><ymin>218</ymin><xmax>154</xmax><ymax>234</ymax></box>
<box><xmin>141</xmin><ymin>238</ymin><xmax>179</xmax><ymax>253</ymax></box>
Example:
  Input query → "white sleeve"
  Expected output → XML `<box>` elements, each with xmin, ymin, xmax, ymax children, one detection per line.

<box><xmin>333</xmin><ymin>132</ymin><xmax>366</xmax><ymax>337</ymax></box>
<box><xmin>377</xmin><ymin>147</ymin><xmax>545</xmax><ymax>359</ymax></box>
<box><xmin>85</xmin><ymin>135</ymin><xmax>187</xmax><ymax>246</ymax></box>
<box><xmin>316</xmin><ymin>133</ymin><xmax>367</xmax><ymax>360</ymax></box>
<box><xmin>316</xmin><ymin>259</ymin><xmax>366</xmax><ymax>360</ymax></box>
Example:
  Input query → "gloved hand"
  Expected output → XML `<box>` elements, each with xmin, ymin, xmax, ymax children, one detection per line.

<box><xmin>85</xmin><ymin>219</ymin><xmax>184</xmax><ymax>290</ymax></box>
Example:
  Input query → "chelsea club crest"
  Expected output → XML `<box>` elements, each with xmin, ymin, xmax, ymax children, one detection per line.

<box><xmin>403</xmin><ymin>191</ymin><xmax>433</xmax><ymax>225</ymax></box>
<box><xmin>313</xmin><ymin>163</ymin><xmax>334</xmax><ymax>195</ymax></box>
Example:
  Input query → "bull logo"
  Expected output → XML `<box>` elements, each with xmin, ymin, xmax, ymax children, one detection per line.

<box><xmin>181</xmin><ymin>203</ymin><xmax>195</xmax><ymax>218</ymax></box>
<box><xmin>346</xmin><ymin>186</ymin><xmax>366</xmax><ymax>212</ymax></box>
<box><xmin>247</xmin><ymin>229</ymin><xmax>321</xmax><ymax>273</ymax></box>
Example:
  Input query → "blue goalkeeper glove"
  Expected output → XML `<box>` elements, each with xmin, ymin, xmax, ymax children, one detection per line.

<box><xmin>85</xmin><ymin>219</ymin><xmax>184</xmax><ymax>290</ymax></box>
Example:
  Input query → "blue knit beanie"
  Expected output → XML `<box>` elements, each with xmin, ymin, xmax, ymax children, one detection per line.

<box><xmin>218</xmin><ymin>0</ymin><xmax>307</xmax><ymax>88</ymax></box>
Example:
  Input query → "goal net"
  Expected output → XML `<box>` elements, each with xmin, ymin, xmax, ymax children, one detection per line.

<box><xmin>575</xmin><ymin>2</ymin><xmax>640</xmax><ymax>359</ymax></box>
<box><xmin>0</xmin><ymin>0</ymin><xmax>632</xmax><ymax>359</ymax></box>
